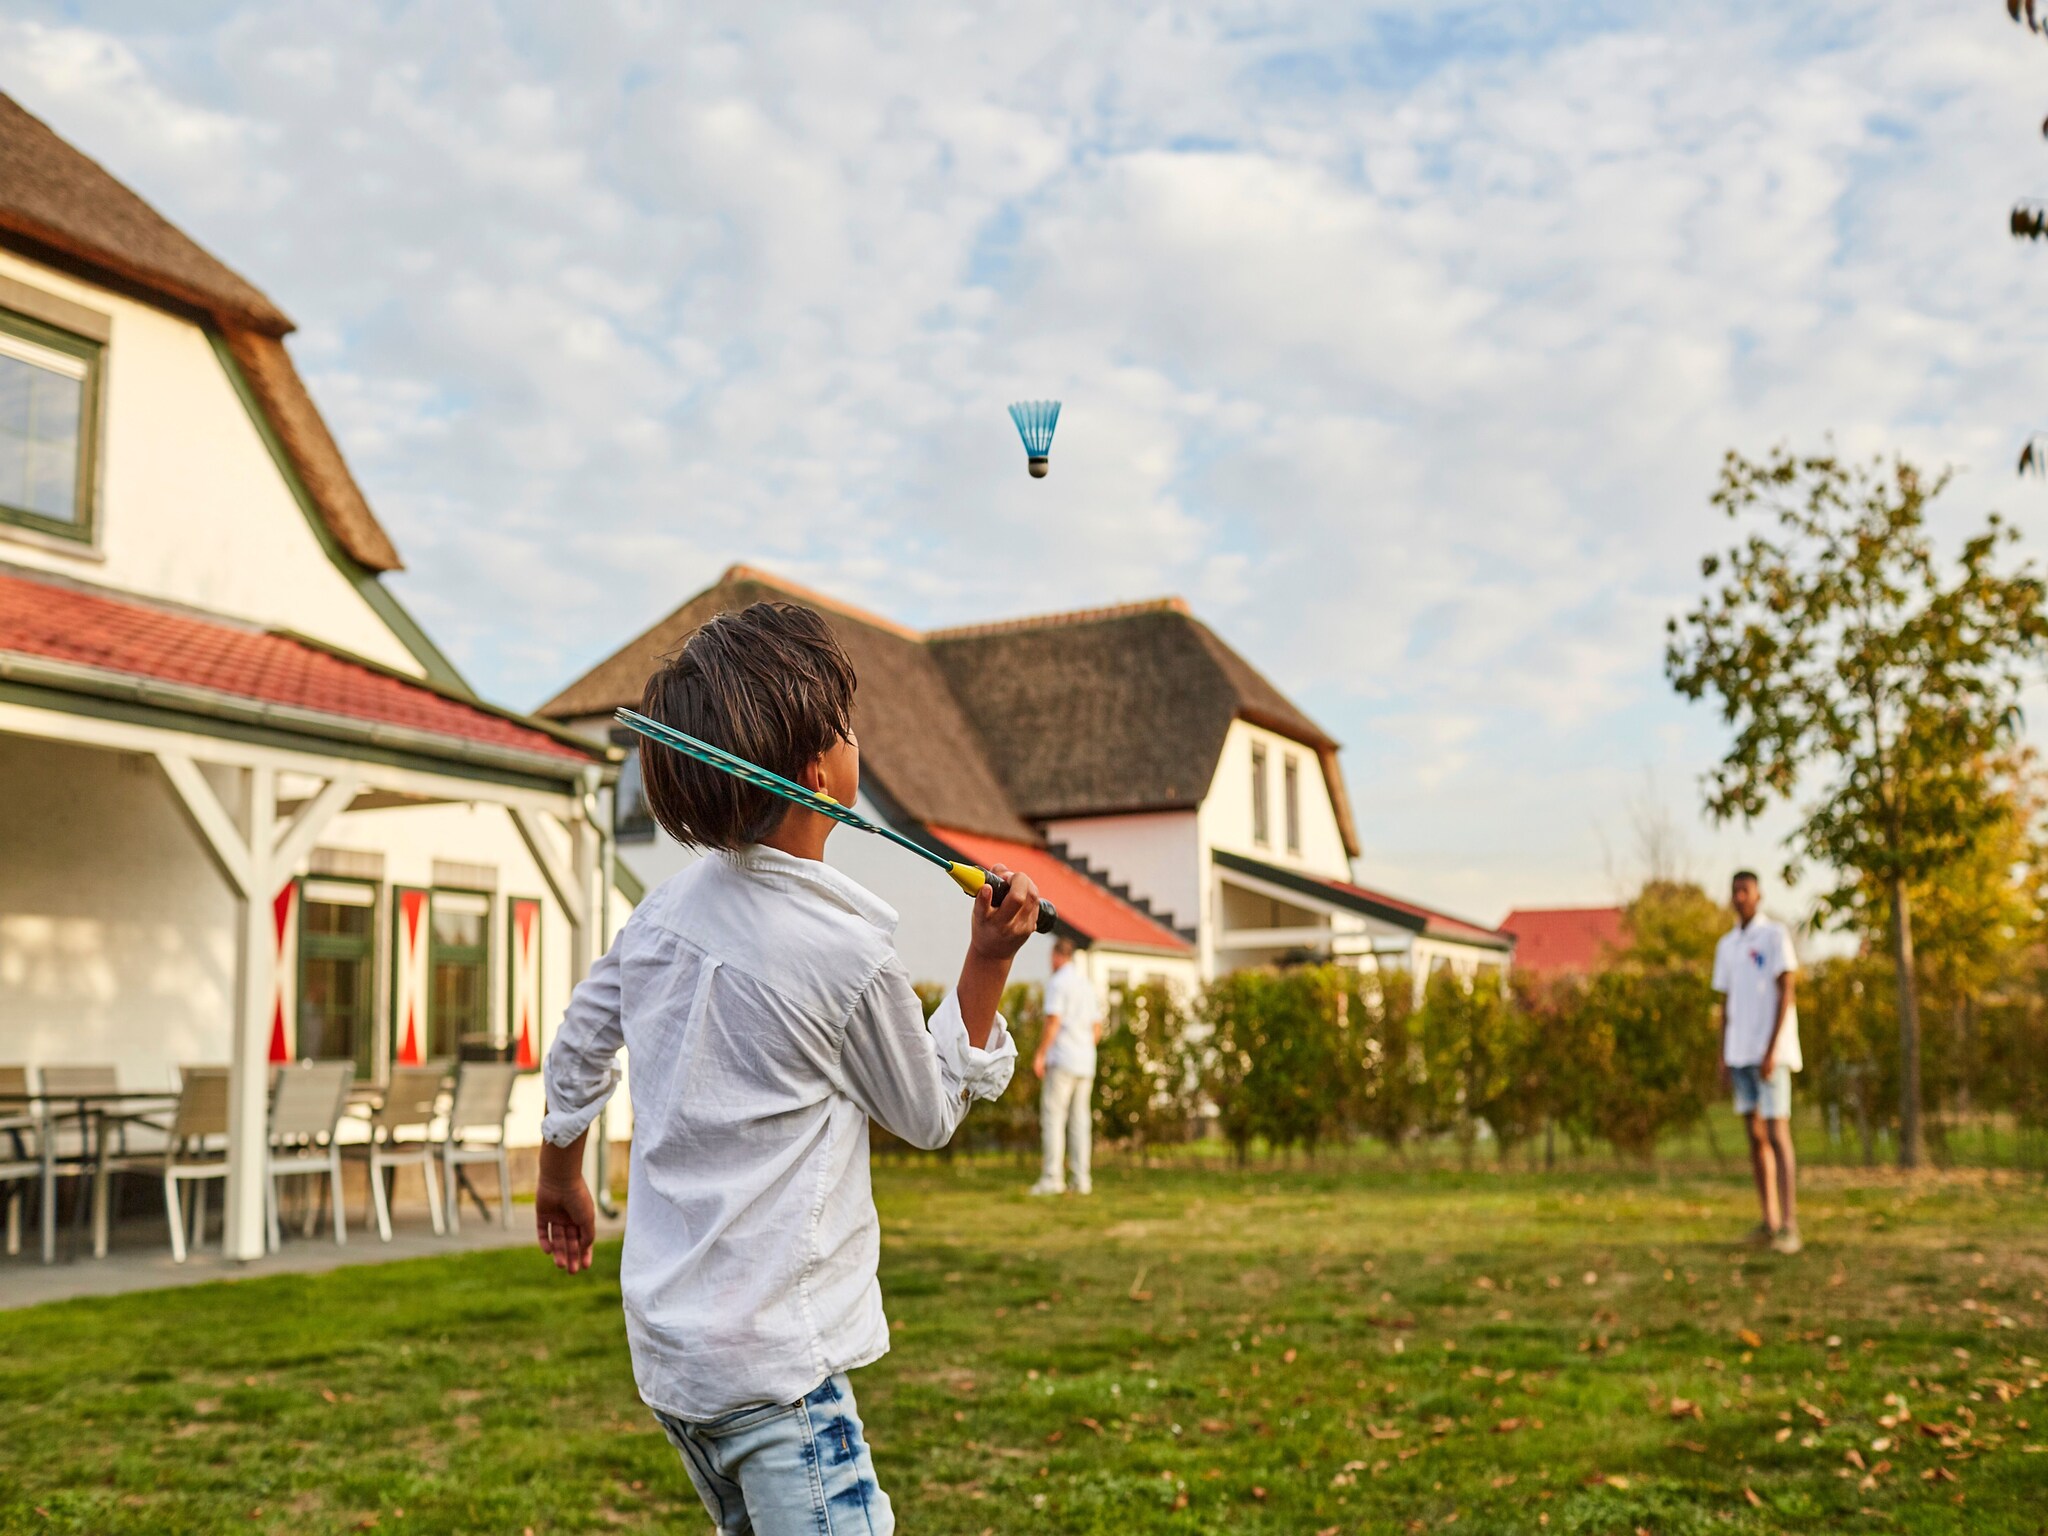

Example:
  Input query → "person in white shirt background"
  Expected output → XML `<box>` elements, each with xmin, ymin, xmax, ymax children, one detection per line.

<box><xmin>1030</xmin><ymin>935</ymin><xmax>1103</xmax><ymax>1196</ymax></box>
<box><xmin>1711</xmin><ymin>869</ymin><xmax>1803</xmax><ymax>1256</ymax></box>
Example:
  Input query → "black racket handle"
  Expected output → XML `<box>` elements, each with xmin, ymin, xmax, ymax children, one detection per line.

<box><xmin>986</xmin><ymin>874</ymin><xmax>1057</xmax><ymax>934</ymax></box>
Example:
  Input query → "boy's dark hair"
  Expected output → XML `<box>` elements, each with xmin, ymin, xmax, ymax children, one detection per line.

<box><xmin>638</xmin><ymin>602</ymin><xmax>857</xmax><ymax>851</ymax></box>
<box><xmin>1732</xmin><ymin>869</ymin><xmax>1761</xmax><ymax>887</ymax></box>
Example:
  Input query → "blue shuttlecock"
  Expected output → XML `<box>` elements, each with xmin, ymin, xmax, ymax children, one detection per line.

<box><xmin>1007</xmin><ymin>400</ymin><xmax>1061</xmax><ymax>478</ymax></box>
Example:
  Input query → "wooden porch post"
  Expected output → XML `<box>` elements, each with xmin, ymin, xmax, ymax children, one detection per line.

<box><xmin>157</xmin><ymin>757</ymin><xmax>357</xmax><ymax>1262</ymax></box>
<box><xmin>224</xmin><ymin>765</ymin><xmax>277</xmax><ymax>1261</ymax></box>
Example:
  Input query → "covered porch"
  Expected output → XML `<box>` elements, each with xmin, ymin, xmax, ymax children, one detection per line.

<box><xmin>1210</xmin><ymin>849</ymin><xmax>1514</xmax><ymax>986</ymax></box>
<box><xmin>0</xmin><ymin>570</ymin><xmax>618</xmax><ymax>1266</ymax></box>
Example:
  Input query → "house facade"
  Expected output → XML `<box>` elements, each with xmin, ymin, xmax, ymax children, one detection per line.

<box><xmin>541</xmin><ymin>567</ymin><xmax>1512</xmax><ymax>998</ymax></box>
<box><xmin>0</xmin><ymin>95</ymin><xmax>631</xmax><ymax>1259</ymax></box>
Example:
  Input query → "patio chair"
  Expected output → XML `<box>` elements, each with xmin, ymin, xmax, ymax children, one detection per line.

<box><xmin>437</xmin><ymin>1062</ymin><xmax>519</xmax><ymax>1233</ymax></box>
<box><xmin>266</xmin><ymin>1061</ymin><xmax>355</xmax><ymax>1253</ymax></box>
<box><xmin>33</xmin><ymin>1063</ymin><xmax>121</xmax><ymax>1253</ymax></box>
<box><xmin>343</xmin><ymin>1066</ymin><xmax>447</xmax><ymax>1242</ymax></box>
<box><xmin>90</xmin><ymin>1067</ymin><xmax>229</xmax><ymax>1263</ymax></box>
<box><xmin>0</xmin><ymin>1065</ymin><xmax>54</xmax><ymax>1263</ymax></box>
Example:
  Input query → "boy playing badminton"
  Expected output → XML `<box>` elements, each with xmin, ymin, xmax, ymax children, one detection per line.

<box><xmin>535</xmin><ymin>601</ymin><xmax>1041</xmax><ymax>1536</ymax></box>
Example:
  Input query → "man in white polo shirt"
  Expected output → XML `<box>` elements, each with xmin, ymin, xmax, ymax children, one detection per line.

<box><xmin>1030</xmin><ymin>936</ymin><xmax>1102</xmax><ymax>1196</ymax></box>
<box><xmin>1712</xmin><ymin>869</ymin><xmax>1802</xmax><ymax>1255</ymax></box>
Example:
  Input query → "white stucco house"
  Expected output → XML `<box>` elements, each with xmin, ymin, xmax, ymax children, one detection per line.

<box><xmin>0</xmin><ymin>94</ymin><xmax>632</xmax><ymax>1261</ymax></box>
<box><xmin>540</xmin><ymin>567</ymin><xmax>1512</xmax><ymax>1000</ymax></box>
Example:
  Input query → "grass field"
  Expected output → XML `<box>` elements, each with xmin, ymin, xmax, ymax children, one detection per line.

<box><xmin>4</xmin><ymin>1159</ymin><xmax>2047</xmax><ymax>1534</ymax></box>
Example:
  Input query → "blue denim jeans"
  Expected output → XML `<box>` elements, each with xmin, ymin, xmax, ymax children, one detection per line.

<box><xmin>653</xmin><ymin>1373</ymin><xmax>893</xmax><ymax>1535</ymax></box>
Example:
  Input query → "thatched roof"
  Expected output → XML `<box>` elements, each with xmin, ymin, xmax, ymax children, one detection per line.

<box><xmin>539</xmin><ymin>567</ymin><xmax>1036</xmax><ymax>842</ymax></box>
<box><xmin>539</xmin><ymin>567</ymin><xmax>1359</xmax><ymax>856</ymax></box>
<box><xmin>928</xmin><ymin>602</ymin><xmax>1359</xmax><ymax>855</ymax></box>
<box><xmin>0</xmin><ymin>93</ymin><xmax>401</xmax><ymax>572</ymax></box>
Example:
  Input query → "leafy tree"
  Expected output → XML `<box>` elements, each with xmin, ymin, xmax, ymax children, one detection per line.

<box><xmin>1621</xmin><ymin>880</ymin><xmax>1725</xmax><ymax>971</ymax></box>
<box><xmin>1666</xmin><ymin>447</ymin><xmax>2048</xmax><ymax>1165</ymax></box>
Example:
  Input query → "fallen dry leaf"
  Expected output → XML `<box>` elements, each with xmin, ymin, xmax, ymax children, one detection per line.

<box><xmin>1737</xmin><ymin>1328</ymin><xmax>1764</xmax><ymax>1350</ymax></box>
<box><xmin>1744</xmin><ymin>1487</ymin><xmax>1763</xmax><ymax>1508</ymax></box>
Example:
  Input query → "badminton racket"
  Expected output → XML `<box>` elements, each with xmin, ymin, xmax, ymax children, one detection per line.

<box><xmin>615</xmin><ymin>708</ymin><xmax>1057</xmax><ymax>934</ymax></box>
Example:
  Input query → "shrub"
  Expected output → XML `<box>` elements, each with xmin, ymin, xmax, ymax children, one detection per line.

<box><xmin>1338</xmin><ymin>968</ymin><xmax>1421</xmax><ymax>1152</ymax></box>
<box><xmin>1094</xmin><ymin>981</ymin><xmax>1197</xmax><ymax>1151</ymax></box>
<box><xmin>1198</xmin><ymin>967</ymin><xmax>1354</xmax><ymax>1160</ymax></box>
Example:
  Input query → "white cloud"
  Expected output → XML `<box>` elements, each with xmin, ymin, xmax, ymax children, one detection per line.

<box><xmin>5</xmin><ymin>0</ymin><xmax>2047</xmax><ymax>920</ymax></box>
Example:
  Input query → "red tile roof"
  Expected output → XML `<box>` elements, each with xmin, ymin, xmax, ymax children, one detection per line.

<box><xmin>0</xmin><ymin>569</ymin><xmax>596</xmax><ymax>768</ymax></box>
<box><xmin>1498</xmin><ymin>906</ymin><xmax>1628</xmax><ymax>975</ymax></box>
<box><xmin>929</xmin><ymin>825</ymin><xmax>1194</xmax><ymax>954</ymax></box>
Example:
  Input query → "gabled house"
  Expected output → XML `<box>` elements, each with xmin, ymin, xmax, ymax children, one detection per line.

<box><xmin>0</xmin><ymin>94</ymin><xmax>630</xmax><ymax>1260</ymax></box>
<box><xmin>1498</xmin><ymin>907</ymin><xmax>1627</xmax><ymax>978</ymax></box>
<box><xmin>541</xmin><ymin>566</ymin><xmax>1512</xmax><ymax>995</ymax></box>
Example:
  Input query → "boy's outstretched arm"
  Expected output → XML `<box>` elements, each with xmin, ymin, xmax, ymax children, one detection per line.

<box><xmin>537</xmin><ymin>938</ymin><xmax>625</xmax><ymax>1276</ymax></box>
<box><xmin>955</xmin><ymin>867</ymin><xmax>1044</xmax><ymax>1045</ymax></box>
<box><xmin>840</xmin><ymin>868</ymin><xmax>1041</xmax><ymax>1149</ymax></box>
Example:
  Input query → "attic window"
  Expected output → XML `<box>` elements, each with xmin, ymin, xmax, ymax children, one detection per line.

<box><xmin>1251</xmin><ymin>742</ymin><xmax>1270</xmax><ymax>846</ymax></box>
<box><xmin>1284</xmin><ymin>754</ymin><xmax>1302</xmax><ymax>854</ymax></box>
<box><xmin>0</xmin><ymin>307</ymin><xmax>102</xmax><ymax>547</ymax></box>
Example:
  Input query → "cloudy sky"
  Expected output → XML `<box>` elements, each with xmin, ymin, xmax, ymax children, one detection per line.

<box><xmin>7</xmin><ymin>1</ymin><xmax>2048</xmax><ymax>923</ymax></box>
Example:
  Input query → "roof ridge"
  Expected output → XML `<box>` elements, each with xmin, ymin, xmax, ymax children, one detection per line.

<box><xmin>0</xmin><ymin>91</ymin><xmax>291</xmax><ymax>334</ymax></box>
<box><xmin>718</xmin><ymin>563</ymin><xmax>925</xmax><ymax>642</ymax></box>
<box><xmin>925</xmin><ymin>595</ymin><xmax>1191</xmax><ymax>641</ymax></box>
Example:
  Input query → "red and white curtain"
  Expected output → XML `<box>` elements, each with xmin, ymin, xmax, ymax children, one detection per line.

<box><xmin>268</xmin><ymin>880</ymin><xmax>299</xmax><ymax>1063</ymax></box>
<box><xmin>392</xmin><ymin>885</ymin><xmax>432</xmax><ymax>1066</ymax></box>
<box><xmin>509</xmin><ymin>896</ymin><xmax>542</xmax><ymax>1069</ymax></box>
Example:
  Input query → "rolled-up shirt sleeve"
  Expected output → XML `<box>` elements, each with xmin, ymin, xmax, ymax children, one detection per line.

<box><xmin>839</xmin><ymin>958</ymin><xmax>1016</xmax><ymax>1151</ymax></box>
<box><xmin>541</xmin><ymin>936</ymin><xmax>625</xmax><ymax>1148</ymax></box>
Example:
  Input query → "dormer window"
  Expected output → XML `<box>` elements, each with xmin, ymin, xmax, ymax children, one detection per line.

<box><xmin>1284</xmin><ymin>754</ymin><xmax>1302</xmax><ymax>854</ymax></box>
<box><xmin>1251</xmin><ymin>741</ymin><xmax>1269</xmax><ymax>846</ymax></box>
<box><xmin>0</xmin><ymin>306</ymin><xmax>102</xmax><ymax>546</ymax></box>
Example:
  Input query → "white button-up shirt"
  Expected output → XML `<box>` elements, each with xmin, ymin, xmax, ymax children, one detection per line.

<box><xmin>1042</xmin><ymin>962</ymin><xmax>1101</xmax><ymax>1077</ymax></box>
<box><xmin>542</xmin><ymin>845</ymin><xmax>1016</xmax><ymax>1420</ymax></box>
<box><xmin>1712</xmin><ymin>917</ymin><xmax>1801</xmax><ymax>1070</ymax></box>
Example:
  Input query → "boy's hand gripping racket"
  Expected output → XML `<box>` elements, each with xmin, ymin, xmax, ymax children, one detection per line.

<box><xmin>615</xmin><ymin>708</ymin><xmax>1058</xmax><ymax>934</ymax></box>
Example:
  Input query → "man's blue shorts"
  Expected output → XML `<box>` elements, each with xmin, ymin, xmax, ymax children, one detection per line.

<box><xmin>1730</xmin><ymin>1062</ymin><xmax>1792</xmax><ymax>1120</ymax></box>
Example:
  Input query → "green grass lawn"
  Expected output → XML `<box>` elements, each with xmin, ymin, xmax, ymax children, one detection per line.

<box><xmin>5</xmin><ymin>1160</ymin><xmax>2047</xmax><ymax>1535</ymax></box>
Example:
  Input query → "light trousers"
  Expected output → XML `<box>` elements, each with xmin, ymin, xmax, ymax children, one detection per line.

<box><xmin>1039</xmin><ymin>1067</ymin><xmax>1093</xmax><ymax>1191</ymax></box>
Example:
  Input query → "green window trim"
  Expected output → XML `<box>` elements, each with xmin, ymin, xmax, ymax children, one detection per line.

<box><xmin>297</xmin><ymin>875</ymin><xmax>380</xmax><ymax>1081</ymax></box>
<box><xmin>428</xmin><ymin>886</ymin><xmax>494</xmax><ymax>1062</ymax></box>
<box><xmin>0</xmin><ymin>304</ymin><xmax>104</xmax><ymax>547</ymax></box>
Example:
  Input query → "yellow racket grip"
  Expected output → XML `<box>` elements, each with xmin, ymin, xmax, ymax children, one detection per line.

<box><xmin>948</xmin><ymin>863</ymin><xmax>1056</xmax><ymax>934</ymax></box>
